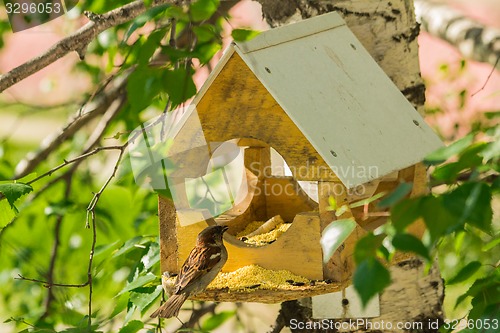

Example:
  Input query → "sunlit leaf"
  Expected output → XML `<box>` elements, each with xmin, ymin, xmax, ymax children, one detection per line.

<box><xmin>190</xmin><ymin>0</ymin><xmax>219</xmax><ymax>22</ymax></box>
<box><xmin>194</xmin><ymin>41</ymin><xmax>222</xmax><ymax>64</ymax></box>
<box><xmin>320</xmin><ymin>218</ymin><xmax>356</xmax><ymax>263</ymax></box>
<box><xmin>0</xmin><ymin>199</ymin><xmax>16</xmax><ymax>228</ymax></box>
<box><xmin>349</xmin><ymin>191</ymin><xmax>385</xmax><ymax>208</ymax></box>
<box><xmin>232</xmin><ymin>29</ymin><xmax>260</xmax><ymax>42</ymax></box>
<box><xmin>129</xmin><ymin>285</ymin><xmax>162</xmax><ymax>315</ymax></box>
<box><xmin>481</xmin><ymin>140</ymin><xmax>500</xmax><ymax>161</ymax></box>
<box><xmin>117</xmin><ymin>273</ymin><xmax>157</xmax><ymax>296</ymax></box>
<box><xmin>353</xmin><ymin>258</ymin><xmax>391</xmax><ymax>307</ymax></box>
<box><xmin>328</xmin><ymin>196</ymin><xmax>337</xmax><ymax>210</ymax></box>
<box><xmin>0</xmin><ymin>182</ymin><xmax>33</xmax><ymax>211</ymax></box>
<box><xmin>127</xmin><ymin>67</ymin><xmax>164</xmax><ymax>113</ymax></box>
<box><xmin>447</xmin><ymin>261</ymin><xmax>482</xmax><ymax>285</ymax></box>
<box><xmin>201</xmin><ymin>310</ymin><xmax>236</xmax><ymax>331</ymax></box>
<box><xmin>193</xmin><ymin>24</ymin><xmax>217</xmax><ymax>42</ymax></box>
<box><xmin>122</xmin><ymin>5</ymin><xmax>171</xmax><ymax>43</ymax></box>
<box><xmin>118</xmin><ymin>320</ymin><xmax>144</xmax><ymax>333</ymax></box>
<box><xmin>332</xmin><ymin>205</ymin><xmax>348</xmax><ymax>217</ymax></box>
<box><xmin>424</xmin><ymin>134</ymin><xmax>474</xmax><ymax>165</ymax></box>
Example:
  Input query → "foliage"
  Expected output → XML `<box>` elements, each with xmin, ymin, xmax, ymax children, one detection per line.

<box><xmin>343</xmin><ymin>115</ymin><xmax>500</xmax><ymax>328</ymax></box>
<box><xmin>0</xmin><ymin>0</ymin><xmax>254</xmax><ymax>332</ymax></box>
<box><xmin>0</xmin><ymin>1</ymin><xmax>498</xmax><ymax>332</ymax></box>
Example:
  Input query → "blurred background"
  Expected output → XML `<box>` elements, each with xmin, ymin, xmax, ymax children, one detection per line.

<box><xmin>0</xmin><ymin>0</ymin><xmax>498</xmax><ymax>332</ymax></box>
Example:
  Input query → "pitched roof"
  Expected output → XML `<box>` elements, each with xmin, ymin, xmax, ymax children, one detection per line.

<box><xmin>190</xmin><ymin>11</ymin><xmax>443</xmax><ymax>188</ymax></box>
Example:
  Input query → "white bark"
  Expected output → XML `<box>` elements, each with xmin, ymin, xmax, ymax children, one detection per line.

<box><xmin>415</xmin><ymin>0</ymin><xmax>500</xmax><ymax>69</ymax></box>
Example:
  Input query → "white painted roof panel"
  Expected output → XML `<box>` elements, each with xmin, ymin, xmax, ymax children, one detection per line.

<box><xmin>234</xmin><ymin>12</ymin><xmax>443</xmax><ymax>188</ymax></box>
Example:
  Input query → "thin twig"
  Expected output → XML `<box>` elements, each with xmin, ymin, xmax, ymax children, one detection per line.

<box><xmin>85</xmin><ymin>146</ymin><xmax>126</xmax><ymax>327</ymax></box>
<box><xmin>14</xmin><ymin>74</ymin><xmax>128</xmax><ymax>178</ymax></box>
<box><xmin>0</xmin><ymin>0</ymin><xmax>183</xmax><ymax>93</ymax></box>
<box><xmin>179</xmin><ymin>303</ymin><xmax>218</xmax><ymax>329</ymax></box>
<box><xmin>24</xmin><ymin>146</ymin><xmax>124</xmax><ymax>186</ymax></box>
<box><xmin>471</xmin><ymin>55</ymin><xmax>500</xmax><ymax>97</ymax></box>
<box><xmin>15</xmin><ymin>274</ymin><xmax>90</xmax><ymax>288</ymax></box>
<box><xmin>40</xmin><ymin>173</ymin><xmax>74</xmax><ymax>320</ymax></box>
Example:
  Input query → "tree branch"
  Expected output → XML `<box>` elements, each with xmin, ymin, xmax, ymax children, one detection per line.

<box><xmin>415</xmin><ymin>0</ymin><xmax>500</xmax><ymax>70</ymax></box>
<box><xmin>14</xmin><ymin>73</ymin><xmax>128</xmax><ymax>178</ymax></box>
<box><xmin>0</xmin><ymin>0</ymin><xmax>179</xmax><ymax>93</ymax></box>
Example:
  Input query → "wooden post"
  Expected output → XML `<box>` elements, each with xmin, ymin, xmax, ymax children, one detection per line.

<box><xmin>158</xmin><ymin>196</ymin><xmax>178</xmax><ymax>274</ymax></box>
<box><xmin>318</xmin><ymin>181</ymin><xmax>366</xmax><ymax>282</ymax></box>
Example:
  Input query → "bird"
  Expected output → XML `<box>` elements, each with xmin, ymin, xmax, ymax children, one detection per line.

<box><xmin>150</xmin><ymin>224</ymin><xmax>229</xmax><ymax>318</ymax></box>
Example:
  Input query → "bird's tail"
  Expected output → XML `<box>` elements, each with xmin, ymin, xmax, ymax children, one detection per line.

<box><xmin>150</xmin><ymin>294</ymin><xmax>189</xmax><ymax>318</ymax></box>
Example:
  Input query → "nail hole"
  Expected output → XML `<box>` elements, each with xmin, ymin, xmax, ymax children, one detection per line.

<box><xmin>342</xmin><ymin>298</ymin><xmax>349</xmax><ymax>306</ymax></box>
<box><xmin>413</xmin><ymin>120</ymin><xmax>420</xmax><ymax>126</ymax></box>
<box><xmin>350</xmin><ymin>43</ymin><xmax>356</xmax><ymax>50</ymax></box>
<box><xmin>265</xmin><ymin>67</ymin><xmax>271</xmax><ymax>73</ymax></box>
<box><xmin>330</xmin><ymin>150</ymin><xmax>337</xmax><ymax>157</ymax></box>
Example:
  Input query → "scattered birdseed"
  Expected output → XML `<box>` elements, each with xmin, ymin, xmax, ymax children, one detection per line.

<box><xmin>237</xmin><ymin>221</ymin><xmax>292</xmax><ymax>246</ymax></box>
<box><xmin>207</xmin><ymin>264</ymin><xmax>310</xmax><ymax>292</ymax></box>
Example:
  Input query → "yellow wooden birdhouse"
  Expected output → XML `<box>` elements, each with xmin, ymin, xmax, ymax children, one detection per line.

<box><xmin>139</xmin><ymin>12</ymin><xmax>443</xmax><ymax>303</ymax></box>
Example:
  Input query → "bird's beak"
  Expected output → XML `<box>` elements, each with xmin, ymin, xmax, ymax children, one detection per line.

<box><xmin>222</xmin><ymin>225</ymin><xmax>229</xmax><ymax>233</ymax></box>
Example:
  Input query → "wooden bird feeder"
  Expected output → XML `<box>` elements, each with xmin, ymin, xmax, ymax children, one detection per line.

<box><xmin>157</xmin><ymin>12</ymin><xmax>443</xmax><ymax>303</ymax></box>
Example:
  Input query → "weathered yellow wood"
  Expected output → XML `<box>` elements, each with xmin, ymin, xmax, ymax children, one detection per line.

<box><xmin>176</xmin><ymin>212</ymin><xmax>324</xmax><ymax>280</ymax></box>
<box><xmin>318</xmin><ymin>181</ymin><xmax>366</xmax><ymax>283</ymax></box>
<box><xmin>265</xmin><ymin>176</ymin><xmax>318</xmax><ymax>222</ymax></box>
<box><xmin>195</xmin><ymin>52</ymin><xmax>339</xmax><ymax>182</ymax></box>
<box><xmin>158</xmin><ymin>196</ymin><xmax>178</xmax><ymax>274</ymax></box>
<box><xmin>214</xmin><ymin>169</ymin><xmax>260</xmax><ymax>234</ymax></box>
<box><xmin>162</xmin><ymin>277</ymin><xmax>345</xmax><ymax>303</ymax></box>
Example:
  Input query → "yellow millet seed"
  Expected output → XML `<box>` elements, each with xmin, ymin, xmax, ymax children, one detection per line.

<box><xmin>208</xmin><ymin>264</ymin><xmax>309</xmax><ymax>291</ymax></box>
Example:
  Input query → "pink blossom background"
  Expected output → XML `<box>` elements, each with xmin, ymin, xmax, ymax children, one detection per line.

<box><xmin>0</xmin><ymin>0</ymin><xmax>498</xmax><ymax>142</ymax></box>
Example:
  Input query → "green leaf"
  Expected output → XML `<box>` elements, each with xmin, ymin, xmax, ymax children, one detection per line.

<box><xmin>320</xmin><ymin>218</ymin><xmax>356</xmax><ymax>263</ymax></box>
<box><xmin>137</xmin><ymin>28</ymin><xmax>168</xmax><ymax>66</ymax></box>
<box><xmin>129</xmin><ymin>285</ymin><xmax>162</xmax><ymax>315</ymax></box>
<box><xmin>162</xmin><ymin>68</ymin><xmax>197</xmax><ymax>107</ymax></box>
<box><xmin>190</xmin><ymin>0</ymin><xmax>219</xmax><ymax>22</ymax></box>
<box><xmin>349</xmin><ymin>191</ymin><xmax>386</xmax><ymax>208</ymax></box>
<box><xmin>127</xmin><ymin>67</ymin><xmax>164</xmax><ymax>113</ymax></box>
<box><xmin>328</xmin><ymin>196</ymin><xmax>337</xmax><ymax>210</ymax></box>
<box><xmin>392</xmin><ymin>233</ymin><xmax>430</xmax><ymax>260</ymax></box>
<box><xmin>123</xmin><ymin>5</ymin><xmax>171</xmax><ymax>43</ymax></box>
<box><xmin>353</xmin><ymin>258</ymin><xmax>391</xmax><ymax>307</ymax></box>
<box><xmin>0</xmin><ymin>199</ymin><xmax>16</xmax><ymax>228</ymax></box>
<box><xmin>390</xmin><ymin>197</ymin><xmax>422</xmax><ymax>232</ymax></box>
<box><xmin>193</xmin><ymin>24</ymin><xmax>217</xmax><ymax>42</ymax></box>
<box><xmin>421</xmin><ymin>196</ymin><xmax>457</xmax><ymax>242</ymax></box>
<box><xmin>334</xmin><ymin>204</ymin><xmax>349</xmax><ymax>217</ymax></box>
<box><xmin>482</xmin><ymin>235</ymin><xmax>500</xmax><ymax>251</ymax></box>
<box><xmin>442</xmin><ymin>182</ymin><xmax>492</xmax><ymax>233</ymax></box>
<box><xmin>424</xmin><ymin>134</ymin><xmax>474</xmax><ymax>165</ymax></box>
<box><xmin>231</xmin><ymin>29</ymin><xmax>260</xmax><ymax>42</ymax></box>
<box><xmin>481</xmin><ymin>139</ymin><xmax>500</xmax><ymax>161</ymax></box>
<box><xmin>378</xmin><ymin>182</ymin><xmax>413</xmax><ymax>208</ymax></box>
<box><xmin>447</xmin><ymin>261</ymin><xmax>482</xmax><ymax>285</ymax></box>
<box><xmin>354</xmin><ymin>232</ymin><xmax>385</xmax><ymax>264</ymax></box>
<box><xmin>201</xmin><ymin>310</ymin><xmax>235</xmax><ymax>331</ymax></box>
<box><xmin>484</xmin><ymin>111</ymin><xmax>500</xmax><ymax>119</ymax></box>
<box><xmin>0</xmin><ymin>182</ymin><xmax>33</xmax><ymax>211</ymax></box>
<box><xmin>117</xmin><ymin>273</ymin><xmax>157</xmax><ymax>296</ymax></box>
<box><xmin>193</xmin><ymin>41</ymin><xmax>222</xmax><ymax>64</ymax></box>
<box><xmin>118</xmin><ymin>320</ymin><xmax>144</xmax><ymax>333</ymax></box>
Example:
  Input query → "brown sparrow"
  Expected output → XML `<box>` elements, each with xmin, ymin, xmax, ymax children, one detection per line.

<box><xmin>150</xmin><ymin>225</ymin><xmax>229</xmax><ymax>318</ymax></box>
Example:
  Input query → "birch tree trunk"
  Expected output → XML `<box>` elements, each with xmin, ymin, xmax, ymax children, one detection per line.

<box><xmin>256</xmin><ymin>1</ymin><xmax>445</xmax><ymax>332</ymax></box>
